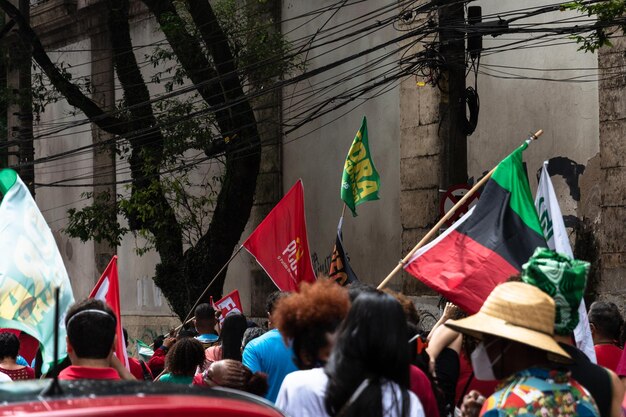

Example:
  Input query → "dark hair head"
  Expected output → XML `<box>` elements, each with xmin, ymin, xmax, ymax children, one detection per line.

<box><xmin>0</xmin><ymin>332</ymin><xmax>20</xmax><ymax>359</ymax></box>
<box><xmin>347</xmin><ymin>282</ymin><xmax>377</xmax><ymax>303</ymax></box>
<box><xmin>221</xmin><ymin>313</ymin><xmax>248</xmax><ymax>362</ymax></box>
<box><xmin>265</xmin><ymin>291</ymin><xmax>288</xmax><ymax>315</ymax></box>
<box><xmin>274</xmin><ymin>280</ymin><xmax>350</xmax><ymax>369</ymax></box>
<box><xmin>65</xmin><ymin>299</ymin><xmax>116</xmax><ymax>359</ymax></box>
<box><xmin>153</xmin><ymin>335</ymin><xmax>165</xmax><ymax>350</ymax></box>
<box><xmin>194</xmin><ymin>304</ymin><xmax>216</xmax><ymax>335</ymax></box>
<box><xmin>589</xmin><ymin>301</ymin><xmax>623</xmax><ymax>341</ymax></box>
<box><xmin>209</xmin><ymin>359</ymin><xmax>268</xmax><ymax>397</ymax></box>
<box><xmin>165</xmin><ymin>337</ymin><xmax>205</xmax><ymax>376</ymax></box>
<box><xmin>178</xmin><ymin>328</ymin><xmax>198</xmax><ymax>339</ymax></box>
<box><xmin>382</xmin><ymin>289</ymin><xmax>420</xmax><ymax>327</ymax></box>
<box><xmin>242</xmin><ymin>327</ymin><xmax>266</xmax><ymax>349</ymax></box>
<box><xmin>324</xmin><ymin>291</ymin><xmax>411</xmax><ymax>417</ymax></box>
<box><xmin>195</xmin><ymin>303</ymin><xmax>215</xmax><ymax>320</ymax></box>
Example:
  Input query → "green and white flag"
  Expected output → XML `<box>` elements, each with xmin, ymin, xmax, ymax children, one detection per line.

<box><xmin>0</xmin><ymin>169</ymin><xmax>75</xmax><ymax>373</ymax></box>
<box><xmin>341</xmin><ymin>116</ymin><xmax>380</xmax><ymax>216</ymax></box>
<box><xmin>535</xmin><ymin>161</ymin><xmax>596</xmax><ymax>363</ymax></box>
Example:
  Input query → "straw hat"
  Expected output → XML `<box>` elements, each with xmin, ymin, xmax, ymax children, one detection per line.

<box><xmin>445</xmin><ymin>282</ymin><xmax>570</xmax><ymax>360</ymax></box>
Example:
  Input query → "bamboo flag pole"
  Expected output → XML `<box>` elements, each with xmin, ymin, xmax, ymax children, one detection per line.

<box><xmin>177</xmin><ymin>244</ymin><xmax>245</xmax><ymax>335</ymax></box>
<box><xmin>377</xmin><ymin>129</ymin><xmax>543</xmax><ymax>290</ymax></box>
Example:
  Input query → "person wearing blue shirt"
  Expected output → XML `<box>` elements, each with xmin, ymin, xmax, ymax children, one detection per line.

<box><xmin>242</xmin><ymin>292</ymin><xmax>296</xmax><ymax>403</ymax></box>
<box><xmin>193</xmin><ymin>303</ymin><xmax>219</xmax><ymax>349</ymax></box>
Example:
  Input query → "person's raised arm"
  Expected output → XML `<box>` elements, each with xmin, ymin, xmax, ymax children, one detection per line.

<box><xmin>110</xmin><ymin>354</ymin><xmax>136</xmax><ymax>381</ymax></box>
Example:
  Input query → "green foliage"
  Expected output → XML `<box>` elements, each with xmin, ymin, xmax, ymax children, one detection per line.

<box><xmin>212</xmin><ymin>0</ymin><xmax>304</xmax><ymax>86</ymax></box>
<box><xmin>65</xmin><ymin>0</ymin><xmax>300</xmax><ymax>255</ymax></box>
<box><xmin>563</xmin><ymin>0</ymin><xmax>626</xmax><ymax>52</ymax></box>
<box><xmin>161</xmin><ymin>170</ymin><xmax>222</xmax><ymax>246</ymax></box>
<box><xmin>65</xmin><ymin>190</ymin><xmax>128</xmax><ymax>245</ymax></box>
<box><xmin>32</xmin><ymin>62</ymin><xmax>91</xmax><ymax>119</ymax></box>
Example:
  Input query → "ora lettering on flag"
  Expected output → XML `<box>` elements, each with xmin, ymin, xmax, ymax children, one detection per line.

<box><xmin>342</xmin><ymin>137</ymin><xmax>378</xmax><ymax>204</ymax></box>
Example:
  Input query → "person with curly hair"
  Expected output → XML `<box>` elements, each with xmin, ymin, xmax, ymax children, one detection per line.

<box><xmin>276</xmin><ymin>290</ymin><xmax>424</xmax><ymax>417</ymax></box>
<box><xmin>274</xmin><ymin>279</ymin><xmax>350</xmax><ymax>370</ymax></box>
<box><xmin>158</xmin><ymin>337</ymin><xmax>205</xmax><ymax>385</ymax></box>
<box><xmin>193</xmin><ymin>359</ymin><xmax>269</xmax><ymax>398</ymax></box>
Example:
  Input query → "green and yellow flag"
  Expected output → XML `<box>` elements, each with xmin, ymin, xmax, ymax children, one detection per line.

<box><xmin>0</xmin><ymin>169</ymin><xmax>75</xmax><ymax>373</ymax></box>
<box><xmin>341</xmin><ymin>116</ymin><xmax>380</xmax><ymax>216</ymax></box>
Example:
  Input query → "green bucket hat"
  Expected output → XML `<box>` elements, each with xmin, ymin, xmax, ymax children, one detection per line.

<box><xmin>521</xmin><ymin>248</ymin><xmax>589</xmax><ymax>335</ymax></box>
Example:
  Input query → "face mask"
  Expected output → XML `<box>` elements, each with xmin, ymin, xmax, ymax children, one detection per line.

<box><xmin>470</xmin><ymin>339</ymin><xmax>508</xmax><ymax>381</ymax></box>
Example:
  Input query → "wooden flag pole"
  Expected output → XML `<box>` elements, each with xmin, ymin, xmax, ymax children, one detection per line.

<box><xmin>177</xmin><ymin>244</ymin><xmax>245</xmax><ymax>334</ymax></box>
<box><xmin>377</xmin><ymin>129</ymin><xmax>543</xmax><ymax>290</ymax></box>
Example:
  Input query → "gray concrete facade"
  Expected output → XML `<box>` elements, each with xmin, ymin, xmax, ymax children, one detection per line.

<box><xmin>23</xmin><ymin>0</ymin><xmax>624</xmax><ymax>342</ymax></box>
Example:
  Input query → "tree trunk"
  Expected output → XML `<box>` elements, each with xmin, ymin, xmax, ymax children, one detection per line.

<box><xmin>145</xmin><ymin>0</ymin><xmax>262</xmax><ymax>310</ymax></box>
<box><xmin>107</xmin><ymin>0</ymin><xmax>188</xmax><ymax>318</ymax></box>
<box><xmin>0</xmin><ymin>0</ymin><xmax>262</xmax><ymax>320</ymax></box>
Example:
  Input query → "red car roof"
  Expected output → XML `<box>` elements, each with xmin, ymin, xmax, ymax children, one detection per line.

<box><xmin>0</xmin><ymin>394</ymin><xmax>283</xmax><ymax>417</ymax></box>
<box><xmin>0</xmin><ymin>380</ymin><xmax>285</xmax><ymax>417</ymax></box>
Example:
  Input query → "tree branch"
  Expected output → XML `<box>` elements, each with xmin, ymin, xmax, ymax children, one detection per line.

<box><xmin>0</xmin><ymin>0</ymin><xmax>129</xmax><ymax>135</ymax></box>
<box><xmin>108</xmin><ymin>0</ymin><xmax>184</xmax><ymax>265</ymax></box>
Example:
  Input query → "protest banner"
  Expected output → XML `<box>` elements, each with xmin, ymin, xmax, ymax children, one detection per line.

<box><xmin>90</xmin><ymin>256</ymin><xmax>129</xmax><ymax>368</ymax></box>
<box><xmin>214</xmin><ymin>290</ymin><xmax>243</xmax><ymax>323</ymax></box>
<box><xmin>0</xmin><ymin>169</ymin><xmax>75</xmax><ymax>373</ymax></box>
<box><xmin>536</xmin><ymin>161</ymin><xmax>596</xmax><ymax>362</ymax></box>
<box><xmin>341</xmin><ymin>116</ymin><xmax>381</xmax><ymax>216</ymax></box>
<box><xmin>243</xmin><ymin>180</ymin><xmax>316</xmax><ymax>291</ymax></box>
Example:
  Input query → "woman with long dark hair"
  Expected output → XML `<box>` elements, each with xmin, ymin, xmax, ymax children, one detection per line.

<box><xmin>205</xmin><ymin>313</ymin><xmax>248</xmax><ymax>365</ymax></box>
<box><xmin>276</xmin><ymin>290</ymin><xmax>423</xmax><ymax>417</ymax></box>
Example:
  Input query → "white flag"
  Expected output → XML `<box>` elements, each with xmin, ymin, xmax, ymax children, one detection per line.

<box><xmin>536</xmin><ymin>161</ymin><xmax>596</xmax><ymax>363</ymax></box>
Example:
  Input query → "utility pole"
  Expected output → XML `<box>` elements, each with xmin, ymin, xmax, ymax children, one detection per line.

<box><xmin>438</xmin><ymin>0</ymin><xmax>467</xmax><ymax>188</ymax></box>
<box><xmin>0</xmin><ymin>15</ymin><xmax>7</xmax><ymax>169</ymax></box>
<box><xmin>7</xmin><ymin>0</ymin><xmax>34</xmax><ymax>195</ymax></box>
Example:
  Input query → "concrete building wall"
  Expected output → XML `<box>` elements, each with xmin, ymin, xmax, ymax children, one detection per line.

<box><xmin>468</xmin><ymin>1</ymin><xmax>599</xmax><ymax>217</ymax></box>
<box><xmin>29</xmin><ymin>1</ymin><xmax>284</xmax><ymax>342</ymax></box>
<box><xmin>281</xmin><ymin>1</ymin><xmax>403</xmax><ymax>290</ymax></box>
<box><xmin>597</xmin><ymin>36</ymin><xmax>626</xmax><ymax>305</ymax></box>
<box><xmin>33</xmin><ymin>39</ymin><xmax>97</xmax><ymax>299</ymax></box>
<box><xmin>280</xmin><ymin>0</ymin><xmax>603</xmax><ymax>304</ymax></box>
<box><xmin>28</xmin><ymin>0</ymin><xmax>618</xmax><ymax>342</ymax></box>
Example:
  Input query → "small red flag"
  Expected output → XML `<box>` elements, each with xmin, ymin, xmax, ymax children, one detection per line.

<box><xmin>214</xmin><ymin>290</ymin><xmax>243</xmax><ymax>323</ymax></box>
<box><xmin>89</xmin><ymin>256</ymin><xmax>129</xmax><ymax>369</ymax></box>
<box><xmin>243</xmin><ymin>180</ymin><xmax>316</xmax><ymax>291</ymax></box>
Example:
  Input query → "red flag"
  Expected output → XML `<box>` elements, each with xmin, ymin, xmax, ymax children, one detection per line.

<box><xmin>243</xmin><ymin>180</ymin><xmax>316</xmax><ymax>291</ymax></box>
<box><xmin>214</xmin><ymin>290</ymin><xmax>243</xmax><ymax>323</ymax></box>
<box><xmin>89</xmin><ymin>256</ymin><xmax>128</xmax><ymax>368</ymax></box>
<box><xmin>403</xmin><ymin>146</ymin><xmax>544</xmax><ymax>314</ymax></box>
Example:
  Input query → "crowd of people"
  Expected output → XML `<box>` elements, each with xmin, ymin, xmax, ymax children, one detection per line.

<box><xmin>2</xmin><ymin>248</ymin><xmax>626</xmax><ymax>417</ymax></box>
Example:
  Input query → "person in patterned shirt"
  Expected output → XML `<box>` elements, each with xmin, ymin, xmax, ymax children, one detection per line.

<box><xmin>0</xmin><ymin>332</ymin><xmax>34</xmax><ymax>380</ymax></box>
<box><xmin>447</xmin><ymin>282</ymin><xmax>600</xmax><ymax>417</ymax></box>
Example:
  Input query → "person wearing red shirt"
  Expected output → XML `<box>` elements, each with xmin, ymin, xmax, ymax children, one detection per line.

<box><xmin>122</xmin><ymin>328</ymin><xmax>153</xmax><ymax>381</ymax></box>
<box><xmin>148</xmin><ymin>336</ymin><xmax>175</xmax><ymax>377</ymax></box>
<box><xmin>0</xmin><ymin>332</ymin><xmax>35</xmax><ymax>380</ymax></box>
<box><xmin>58</xmin><ymin>299</ymin><xmax>133</xmax><ymax>381</ymax></box>
<box><xmin>409</xmin><ymin>364</ymin><xmax>440</xmax><ymax>417</ymax></box>
<box><xmin>589</xmin><ymin>301</ymin><xmax>623</xmax><ymax>373</ymax></box>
